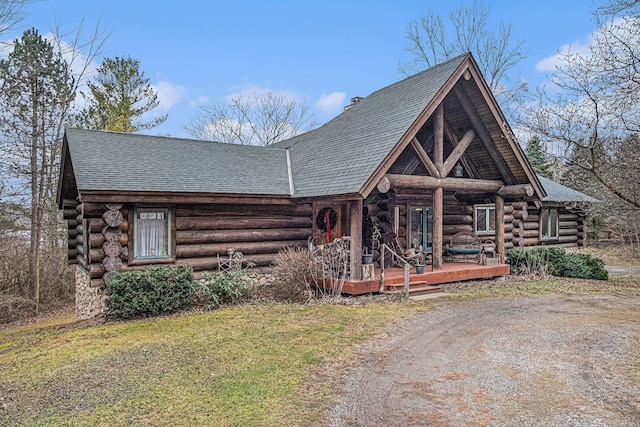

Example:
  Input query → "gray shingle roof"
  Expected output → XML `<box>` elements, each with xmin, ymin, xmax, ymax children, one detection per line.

<box><xmin>279</xmin><ymin>54</ymin><xmax>468</xmax><ymax>198</ymax></box>
<box><xmin>538</xmin><ymin>175</ymin><xmax>598</xmax><ymax>203</ymax></box>
<box><xmin>67</xmin><ymin>54</ymin><xmax>584</xmax><ymax>205</ymax></box>
<box><xmin>65</xmin><ymin>128</ymin><xmax>291</xmax><ymax>195</ymax></box>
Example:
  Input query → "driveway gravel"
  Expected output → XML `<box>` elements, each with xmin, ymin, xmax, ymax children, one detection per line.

<box><xmin>330</xmin><ymin>295</ymin><xmax>640</xmax><ymax>426</ymax></box>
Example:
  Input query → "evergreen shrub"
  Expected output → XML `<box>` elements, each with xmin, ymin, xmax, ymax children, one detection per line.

<box><xmin>195</xmin><ymin>252</ymin><xmax>254</xmax><ymax>310</ymax></box>
<box><xmin>506</xmin><ymin>247</ymin><xmax>608</xmax><ymax>280</ymax></box>
<box><xmin>105</xmin><ymin>265</ymin><xmax>195</xmax><ymax>319</ymax></box>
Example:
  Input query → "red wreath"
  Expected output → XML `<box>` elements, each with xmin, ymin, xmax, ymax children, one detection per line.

<box><xmin>316</xmin><ymin>207</ymin><xmax>338</xmax><ymax>242</ymax></box>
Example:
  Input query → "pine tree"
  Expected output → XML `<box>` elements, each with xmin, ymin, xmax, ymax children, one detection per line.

<box><xmin>76</xmin><ymin>56</ymin><xmax>167</xmax><ymax>132</ymax></box>
<box><xmin>525</xmin><ymin>135</ymin><xmax>554</xmax><ymax>179</ymax></box>
<box><xmin>0</xmin><ymin>28</ymin><xmax>75</xmax><ymax>314</ymax></box>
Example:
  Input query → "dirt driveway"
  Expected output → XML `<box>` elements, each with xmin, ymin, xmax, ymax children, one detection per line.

<box><xmin>330</xmin><ymin>295</ymin><xmax>640</xmax><ymax>426</ymax></box>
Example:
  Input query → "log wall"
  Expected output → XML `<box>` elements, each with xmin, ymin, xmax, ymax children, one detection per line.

<box><xmin>362</xmin><ymin>191</ymin><xmax>588</xmax><ymax>263</ymax></box>
<box><xmin>172</xmin><ymin>203</ymin><xmax>312</xmax><ymax>273</ymax></box>
<box><xmin>507</xmin><ymin>204</ymin><xmax>585</xmax><ymax>250</ymax></box>
<box><xmin>67</xmin><ymin>201</ymin><xmax>312</xmax><ymax>288</ymax></box>
<box><xmin>62</xmin><ymin>199</ymin><xmax>79</xmax><ymax>265</ymax></box>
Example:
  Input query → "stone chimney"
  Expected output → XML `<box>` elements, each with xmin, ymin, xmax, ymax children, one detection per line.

<box><xmin>343</xmin><ymin>96</ymin><xmax>364</xmax><ymax>111</ymax></box>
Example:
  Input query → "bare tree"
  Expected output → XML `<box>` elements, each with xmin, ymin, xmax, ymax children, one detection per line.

<box><xmin>525</xmin><ymin>1</ymin><xmax>640</xmax><ymax>209</ymax></box>
<box><xmin>562</xmin><ymin>134</ymin><xmax>640</xmax><ymax>250</ymax></box>
<box><xmin>398</xmin><ymin>0</ymin><xmax>528</xmax><ymax>114</ymax></box>
<box><xmin>596</xmin><ymin>0</ymin><xmax>639</xmax><ymax>15</ymax></box>
<box><xmin>185</xmin><ymin>91</ymin><xmax>317</xmax><ymax>146</ymax></box>
<box><xmin>0</xmin><ymin>0</ymin><xmax>29</xmax><ymax>40</ymax></box>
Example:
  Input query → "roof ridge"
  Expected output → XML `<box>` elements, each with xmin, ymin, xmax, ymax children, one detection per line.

<box><xmin>66</xmin><ymin>127</ymin><xmax>290</xmax><ymax>151</ymax></box>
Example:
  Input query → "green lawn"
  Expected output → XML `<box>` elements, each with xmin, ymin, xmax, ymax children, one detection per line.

<box><xmin>0</xmin><ymin>301</ymin><xmax>429</xmax><ymax>427</ymax></box>
<box><xmin>1</xmin><ymin>274</ymin><xmax>639</xmax><ymax>426</ymax></box>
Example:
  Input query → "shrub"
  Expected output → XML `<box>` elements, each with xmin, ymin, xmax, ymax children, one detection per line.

<box><xmin>0</xmin><ymin>292</ymin><xmax>35</xmax><ymax>324</ymax></box>
<box><xmin>506</xmin><ymin>247</ymin><xmax>608</xmax><ymax>280</ymax></box>
<box><xmin>505</xmin><ymin>248</ymin><xmax>541</xmax><ymax>275</ymax></box>
<box><xmin>263</xmin><ymin>246</ymin><xmax>317</xmax><ymax>303</ymax></box>
<box><xmin>0</xmin><ymin>238</ymin><xmax>74</xmax><ymax>323</ymax></box>
<box><xmin>560</xmin><ymin>253</ymin><xmax>609</xmax><ymax>280</ymax></box>
<box><xmin>195</xmin><ymin>252</ymin><xmax>254</xmax><ymax>310</ymax></box>
<box><xmin>105</xmin><ymin>265</ymin><xmax>195</xmax><ymax>319</ymax></box>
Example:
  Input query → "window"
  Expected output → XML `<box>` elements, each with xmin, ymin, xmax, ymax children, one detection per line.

<box><xmin>474</xmin><ymin>205</ymin><xmax>495</xmax><ymax>234</ymax></box>
<box><xmin>409</xmin><ymin>206</ymin><xmax>431</xmax><ymax>249</ymax></box>
<box><xmin>540</xmin><ymin>208</ymin><xmax>559</xmax><ymax>241</ymax></box>
<box><xmin>133</xmin><ymin>207</ymin><xmax>172</xmax><ymax>260</ymax></box>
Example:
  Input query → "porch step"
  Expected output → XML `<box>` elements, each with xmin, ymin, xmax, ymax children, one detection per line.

<box><xmin>383</xmin><ymin>281</ymin><xmax>442</xmax><ymax>296</ymax></box>
<box><xmin>409</xmin><ymin>292</ymin><xmax>449</xmax><ymax>301</ymax></box>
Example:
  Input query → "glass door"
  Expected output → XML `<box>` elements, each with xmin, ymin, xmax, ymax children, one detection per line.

<box><xmin>409</xmin><ymin>206</ymin><xmax>432</xmax><ymax>250</ymax></box>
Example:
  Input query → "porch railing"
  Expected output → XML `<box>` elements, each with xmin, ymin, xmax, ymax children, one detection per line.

<box><xmin>379</xmin><ymin>243</ymin><xmax>411</xmax><ymax>297</ymax></box>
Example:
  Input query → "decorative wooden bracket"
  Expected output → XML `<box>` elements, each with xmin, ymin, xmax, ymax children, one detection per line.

<box><xmin>410</xmin><ymin>137</ymin><xmax>440</xmax><ymax>178</ymax></box>
<box><xmin>442</xmin><ymin>129</ymin><xmax>475</xmax><ymax>177</ymax></box>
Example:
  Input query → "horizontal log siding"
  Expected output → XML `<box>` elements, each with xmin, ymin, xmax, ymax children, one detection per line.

<box><xmin>73</xmin><ymin>202</ymin><xmax>109</xmax><ymax>269</ymax></box>
<box><xmin>63</xmin><ymin>199</ymin><xmax>78</xmax><ymax>264</ymax></box>
<box><xmin>175</xmin><ymin>203</ymin><xmax>312</xmax><ymax>271</ymax></box>
<box><xmin>366</xmin><ymin>191</ymin><xmax>591</xmax><ymax>256</ymax></box>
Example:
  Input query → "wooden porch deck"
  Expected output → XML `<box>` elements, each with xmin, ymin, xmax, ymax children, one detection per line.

<box><xmin>337</xmin><ymin>262</ymin><xmax>510</xmax><ymax>296</ymax></box>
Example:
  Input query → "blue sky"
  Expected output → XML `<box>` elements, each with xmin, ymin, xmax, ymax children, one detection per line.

<box><xmin>11</xmin><ymin>0</ymin><xmax>599</xmax><ymax>138</ymax></box>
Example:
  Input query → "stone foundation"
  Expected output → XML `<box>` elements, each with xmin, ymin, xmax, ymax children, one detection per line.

<box><xmin>74</xmin><ymin>268</ymin><xmax>274</xmax><ymax>320</ymax></box>
<box><xmin>250</xmin><ymin>273</ymin><xmax>273</xmax><ymax>287</ymax></box>
<box><xmin>75</xmin><ymin>266</ymin><xmax>107</xmax><ymax>320</ymax></box>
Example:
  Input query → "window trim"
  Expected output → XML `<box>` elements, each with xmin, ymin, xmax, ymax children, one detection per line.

<box><xmin>474</xmin><ymin>204</ymin><xmax>496</xmax><ymax>235</ymax></box>
<box><xmin>128</xmin><ymin>205</ymin><xmax>176</xmax><ymax>265</ymax></box>
<box><xmin>540</xmin><ymin>208</ymin><xmax>559</xmax><ymax>241</ymax></box>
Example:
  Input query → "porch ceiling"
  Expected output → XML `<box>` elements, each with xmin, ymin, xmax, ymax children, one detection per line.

<box><xmin>389</xmin><ymin>77</ymin><xmax>533</xmax><ymax>187</ymax></box>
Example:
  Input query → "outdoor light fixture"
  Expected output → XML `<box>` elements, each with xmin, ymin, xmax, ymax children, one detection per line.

<box><xmin>453</xmin><ymin>162</ymin><xmax>464</xmax><ymax>177</ymax></box>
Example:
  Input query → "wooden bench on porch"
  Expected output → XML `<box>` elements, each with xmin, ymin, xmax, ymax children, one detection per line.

<box><xmin>445</xmin><ymin>231</ymin><xmax>482</xmax><ymax>262</ymax></box>
<box><xmin>445</xmin><ymin>231</ymin><xmax>497</xmax><ymax>263</ymax></box>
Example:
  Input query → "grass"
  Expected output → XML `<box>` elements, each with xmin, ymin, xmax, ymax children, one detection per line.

<box><xmin>0</xmin><ymin>301</ymin><xmax>430</xmax><ymax>427</ymax></box>
<box><xmin>2</xmin><ymin>264</ymin><xmax>639</xmax><ymax>426</ymax></box>
<box><xmin>579</xmin><ymin>245</ymin><xmax>640</xmax><ymax>266</ymax></box>
<box><xmin>444</xmin><ymin>274</ymin><xmax>640</xmax><ymax>299</ymax></box>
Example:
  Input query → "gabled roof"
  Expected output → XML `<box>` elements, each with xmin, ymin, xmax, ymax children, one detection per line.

<box><xmin>59</xmin><ymin>53</ymin><xmax>554</xmax><ymax>205</ymax></box>
<box><xmin>277</xmin><ymin>55</ymin><xmax>468</xmax><ymax>198</ymax></box>
<box><xmin>538</xmin><ymin>175</ymin><xmax>598</xmax><ymax>203</ymax></box>
<box><xmin>62</xmin><ymin>128</ymin><xmax>291</xmax><ymax>196</ymax></box>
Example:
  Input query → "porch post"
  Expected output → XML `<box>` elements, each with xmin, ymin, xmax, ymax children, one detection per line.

<box><xmin>434</xmin><ymin>104</ymin><xmax>444</xmax><ymax>177</ymax></box>
<box><xmin>432</xmin><ymin>103</ymin><xmax>444</xmax><ymax>270</ymax></box>
<box><xmin>495</xmin><ymin>195</ymin><xmax>505</xmax><ymax>263</ymax></box>
<box><xmin>349</xmin><ymin>199</ymin><xmax>363</xmax><ymax>280</ymax></box>
<box><xmin>432</xmin><ymin>187</ymin><xmax>443</xmax><ymax>270</ymax></box>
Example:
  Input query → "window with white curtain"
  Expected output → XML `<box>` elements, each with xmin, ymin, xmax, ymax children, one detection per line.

<box><xmin>134</xmin><ymin>207</ymin><xmax>171</xmax><ymax>260</ymax></box>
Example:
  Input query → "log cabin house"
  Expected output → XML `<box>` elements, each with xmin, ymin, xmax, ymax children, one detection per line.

<box><xmin>57</xmin><ymin>53</ymin><xmax>595</xmax><ymax>319</ymax></box>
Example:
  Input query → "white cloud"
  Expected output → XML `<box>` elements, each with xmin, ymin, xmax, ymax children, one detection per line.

<box><xmin>189</xmin><ymin>95</ymin><xmax>210</xmax><ymax>107</ymax></box>
<box><xmin>535</xmin><ymin>16</ymin><xmax>631</xmax><ymax>73</ymax></box>
<box><xmin>315</xmin><ymin>92</ymin><xmax>346</xmax><ymax>114</ymax></box>
<box><xmin>535</xmin><ymin>41</ymin><xmax>591</xmax><ymax>73</ymax></box>
<box><xmin>153</xmin><ymin>79</ymin><xmax>187</xmax><ymax>111</ymax></box>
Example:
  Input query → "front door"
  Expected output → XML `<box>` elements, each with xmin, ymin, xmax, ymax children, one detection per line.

<box><xmin>409</xmin><ymin>205</ymin><xmax>432</xmax><ymax>250</ymax></box>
